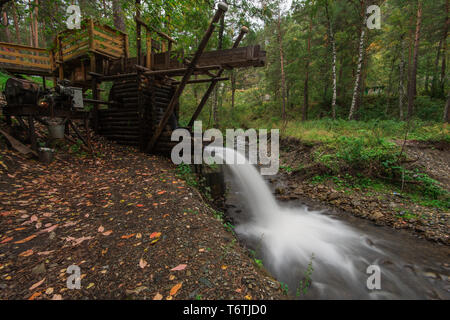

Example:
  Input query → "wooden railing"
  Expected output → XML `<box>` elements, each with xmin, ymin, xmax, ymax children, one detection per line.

<box><xmin>0</xmin><ymin>42</ymin><xmax>53</xmax><ymax>74</ymax></box>
<box><xmin>55</xmin><ymin>19</ymin><xmax>128</xmax><ymax>63</ymax></box>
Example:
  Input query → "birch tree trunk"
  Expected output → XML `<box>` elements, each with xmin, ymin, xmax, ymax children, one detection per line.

<box><xmin>348</xmin><ymin>2</ymin><xmax>367</xmax><ymax>120</ymax></box>
<box><xmin>325</xmin><ymin>1</ymin><xmax>337</xmax><ymax>119</ymax></box>
<box><xmin>407</xmin><ymin>1</ymin><xmax>422</xmax><ymax>120</ymax></box>
<box><xmin>303</xmin><ymin>17</ymin><xmax>312</xmax><ymax>121</ymax></box>
<box><xmin>276</xmin><ymin>15</ymin><xmax>287</xmax><ymax>121</ymax></box>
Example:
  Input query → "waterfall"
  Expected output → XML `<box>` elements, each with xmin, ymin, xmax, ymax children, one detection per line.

<box><xmin>206</xmin><ymin>146</ymin><xmax>423</xmax><ymax>299</ymax></box>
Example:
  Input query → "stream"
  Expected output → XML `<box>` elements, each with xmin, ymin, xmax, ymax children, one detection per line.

<box><xmin>206</xmin><ymin>147</ymin><xmax>450</xmax><ymax>300</ymax></box>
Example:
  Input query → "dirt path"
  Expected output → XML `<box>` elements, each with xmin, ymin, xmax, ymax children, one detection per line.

<box><xmin>0</xmin><ymin>138</ymin><xmax>282</xmax><ymax>300</ymax></box>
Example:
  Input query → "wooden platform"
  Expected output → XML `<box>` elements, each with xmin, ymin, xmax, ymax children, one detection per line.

<box><xmin>0</xmin><ymin>42</ymin><xmax>54</xmax><ymax>76</ymax></box>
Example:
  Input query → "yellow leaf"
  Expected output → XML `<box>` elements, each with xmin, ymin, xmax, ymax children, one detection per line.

<box><xmin>86</xmin><ymin>283</ymin><xmax>95</xmax><ymax>289</ymax></box>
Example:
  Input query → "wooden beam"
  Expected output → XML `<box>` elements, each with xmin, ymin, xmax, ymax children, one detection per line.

<box><xmin>173</xmin><ymin>77</ymin><xmax>229</xmax><ymax>85</ymax></box>
<box><xmin>146</xmin><ymin>2</ymin><xmax>228</xmax><ymax>153</ymax></box>
<box><xmin>28</xmin><ymin>115</ymin><xmax>37</xmax><ymax>152</ymax></box>
<box><xmin>135</xmin><ymin>16</ymin><xmax>176</xmax><ymax>44</ymax></box>
<box><xmin>188</xmin><ymin>26</ymin><xmax>248</xmax><ymax>128</ymax></box>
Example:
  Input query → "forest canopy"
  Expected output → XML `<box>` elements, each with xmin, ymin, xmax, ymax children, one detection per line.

<box><xmin>0</xmin><ymin>0</ymin><xmax>448</xmax><ymax>124</ymax></box>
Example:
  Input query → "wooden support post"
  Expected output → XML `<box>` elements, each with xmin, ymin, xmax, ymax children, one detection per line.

<box><xmin>137</xmin><ymin>69</ymin><xmax>146</xmax><ymax>151</ymax></box>
<box><xmin>188</xmin><ymin>26</ymin><xmax>248</xmax><ymax>128</ymax></box>
<box><xmin>68</xmin><ymin>120</ymin><xmax>92</xmax><ymax>153</ymax></box>
<box><xmin>136</xmin><ymin>0</ymin><xmax>142</xmax><ymax>66</ymax></box>
<box><xmin>28</xmin><ymin>115</ymin><xmax>37</xmax><ymax>152</ymax></box>
<box><xmin>146</xmin><ymin>3</ymin><xmax>228</xmax><ymax>153</ymax></box>
<box><xmin>84</xmin><ymin>116</ymin><xmax>92</xmax><ymax>152</ymax></box>
<box><xmin>57</xmin><ymin>36</ymin><xmax>64</xmax><ymax>80</ymax></box>
<box><xmin>146</xmin><ymin>30</ymin><xmax>152</xmax><ymax>69</ymax></box>
<box><xmin>16</xmin><ymin>116</ymin><xmax>29</xmax><ymax>131</ymax></box>
<box><xmin>92</xmin><ymin>77</ymin><xmax>99</xmax><ymax>133</ymax></box>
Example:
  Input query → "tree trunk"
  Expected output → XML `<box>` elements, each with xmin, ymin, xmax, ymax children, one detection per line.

<box><xmin>11</xmin><ymin>1</ymin><xmax>19</xmax><ymax>43</ymax></box>
<box><xmin>303</xmin><ymin>17</ymin><xmax>312</xmax><ymax>121</ymax></box>
<box><xmin>276</xmin><ymin>15</ymin><xmax>287</xmax><ymax>121</ymax></box>
<box><xmin>213</xmin><ymin>7</ymin><xmax>225</xmax><ymax>127</ymax></box>
<box><xmin>325</xmin><ymin>1</ymin><xmax>337</xmax><ymax>119</ymax></box>
<box><xmin>231</xmin><ymin>70</ymin><xmax>236</xmax><ymax>115</ymax></box>
<box><xmin>33</xmin><ymin>0</ymin><xmax>38</xmax><ymax>47</ymax></box>
<box><xmin>441</xmin><ymin>0</ymin><xmax>448</xmax><ymax>94</ymax></box>
<box><xmin>407</xmin><ymin>1</ymin><xmax>422</xmax><ymax>120</ymax></box>
<box><xmin>398</xmin><ymin>39</ymin><xmax>406</xmax><ymax>120</ymax></box>
<box><xmin>348</xmin><ymin>1</ymin><xmax>367</xmax><ymax>120</ymax></box>
<box><xmin>2</xmin><ymin>10</ymin><xmax>10</xmax><ymax>43</ymax></box>
<box><xmin>443</xmin><ymin>93</ymin><xmax>450</xmax><ymax>123</ymax></box>
<box><xmin>431</xmin><ymin>39</ymin><xmax>443</xmax><ymax>97</ymax></box>
<box><xmin>28</xmin><ymin>1</ymin><xmax>35</xmax><ymax>47</ymax></box>
<box><xmin>112</xmin><ymin>0</ymin><xmax>126</xmax><ymax>32</ymax></box>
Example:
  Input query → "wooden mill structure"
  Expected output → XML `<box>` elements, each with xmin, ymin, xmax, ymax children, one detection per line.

<box><xmin>0</xmin><ymin>2</ymin><xmax>265</xmax><ymax>155</ymax></box>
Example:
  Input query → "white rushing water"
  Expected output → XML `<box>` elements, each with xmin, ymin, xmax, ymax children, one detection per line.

<box><xmin>206</xmin><ymin>146</ymin><xmax>436</xmax><ymax>299</ymax></box>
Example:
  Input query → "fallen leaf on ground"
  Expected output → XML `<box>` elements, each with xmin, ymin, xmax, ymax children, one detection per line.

<box><xmin>15</xmin><ymin>234</ymin><xmax>37</xmax><ymax>244</ymax></box>
<box><xmin>19</xmin><ymin>249</ymin><xmax>34</xmax><ymax>257</ymax></box>
<box><xmin>28</xmin><ymin>292</ymin><xmax>42</xmax><ymax>300</ymax></box>
<box><xmin>170</xmin><ymin>283</ymin><xmax>182</xmax><ymax>296</ymax></box>
<box><xmin>37</xmin><ymin>250</ymin><xmax>54</xmax><ymax>256</ymax></box>
<box><xmin>150</xmin><ymin>232</ymin><xmax>161</xmax><ymax>239</ymax></box>
<box><xmin>29</xmin><ymin>278</ymin><xmax>45</xmax><ymax>291</ymax></box>
<box><xmin>98</xmin><ymin>226</ymin><xmax>105</xmax><ymax>233</ymax></box>
<box><xmin>102</xmin><ymin>230</ymin><xmax>113</xmax><ymax>236</ymax></box>
<box><xmin>0</xmin><ymin>237</ymin><xmax>13</xmax><ymax>244</ymax></box>
<box><xmin>153</xmin><ymin>293</ymin><xmax>163</xmax><ymax>300</ymax></box>
<box><xmin>139</xmin><ymin>258</ymin><xmax>148</xmax><ymax>269</ymax></box>
<box><xmin>171</xmin><ymin>264</ymin><xmax>187</xmax><ymax>271</ymax></box>
<box><xmin>121</xmin><ymin>234</ymin><xmax>136</xmax><ymax>239</ymax></box>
